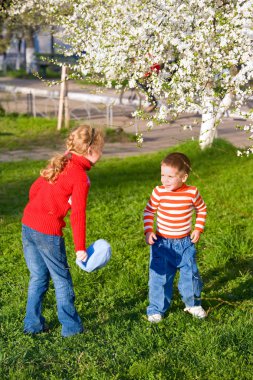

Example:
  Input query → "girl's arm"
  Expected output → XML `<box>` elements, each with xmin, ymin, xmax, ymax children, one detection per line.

<box><xmin>70</xmin><ymin>177</ymin><xmax>90</xmax><ymax>252</ymax></box>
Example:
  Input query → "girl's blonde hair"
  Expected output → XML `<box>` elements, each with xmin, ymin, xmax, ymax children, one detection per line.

<box><xmin>40</xmin><ymin>125</ymin><xmax>104</xmax><ymax>183</ymax></box>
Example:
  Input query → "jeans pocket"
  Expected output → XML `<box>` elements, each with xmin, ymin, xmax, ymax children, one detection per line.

<box><xmin>152</xmin><ymin>238</ymin><xmax>162</xmax><ymax>257</ymax></box>
<box><xmin>150</xmin><ymin>240</ymin><xmax>166</xmax><ymax>275</ymax></box>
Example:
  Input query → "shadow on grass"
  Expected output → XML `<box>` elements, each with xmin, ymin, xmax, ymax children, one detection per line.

<box><xmin>203</xmin><ymin>255</ymin><xmax>253</xmax><ymax>303</ymax></box>
<box><xmin>0</xmin><ymin>177</ymin><xmax>35</xmax><ymax>216</ymax></box>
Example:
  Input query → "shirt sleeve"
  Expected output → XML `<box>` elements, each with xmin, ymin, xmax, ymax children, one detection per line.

<box><xmin>70</xmin><ymin>175</ymin><xmax>90</xmax><ymax>251</ymax></box>
<box><xmin>143</xmin><ymin>187</ymin><xmax>160</xmax><ymax>235</ymax></box>
<box><xmin>192</xmin><ymin>188</ymin><xmax>207</xmax><ymax>232</ymax></box>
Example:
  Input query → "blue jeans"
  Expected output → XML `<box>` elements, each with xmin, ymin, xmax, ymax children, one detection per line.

<box><xmin>147</xmin><ymin>235</ymin><xmax>203</xmax><ymax>316</ymax></box>
<box><xmin>22</xmin><ymin>224</ymin><xmax>83</xmax><ymax>337</ymax></box>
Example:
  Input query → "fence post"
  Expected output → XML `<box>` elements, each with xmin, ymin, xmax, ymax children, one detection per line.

<box><xmin>27</xmin><ymin>92</ymin><xmax>36</xmax><ymax>116</ymax></box>
<box><xmin>27</xmin><ymin>93</ymin><xmax>31</xmax><ymax>115</ymax></box>
<box><xmin>109</xmin><ymin>105</ymin><xmax>113</xmax><ymax>128</ymax></box>
<box><xmin>32</xmin><ymin>93</ymin><xmax>36</xmax><ymax>117</ymax></box>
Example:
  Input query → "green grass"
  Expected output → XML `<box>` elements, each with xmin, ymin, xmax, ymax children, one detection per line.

<box><xmin>0</xmin><ymin>139</ymin><xmax>253</xmax><ymax>379</ymax></box>
<box><xmin>0</xmin><ymin>115</ymin><xmax>69</xmax><ymax>151</ymax></box>
<box><xmin>0</xmin><ymin>115</ymin><xmax>135</xmax><ymax>152</ymax></box>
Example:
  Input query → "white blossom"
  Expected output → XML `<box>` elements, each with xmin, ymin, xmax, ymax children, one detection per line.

<box><xmin>8</xmin><ymin>0</ymin><xmax>253</xmax><ymax>150</ymax></box>
<box><xmin>147</xmin><ymin>121</ymin><xmax>154</xmax><ymax>130</ymax></box>
<box><xmin>136</xmin><ymin>132</ymin><xmax>144</xmax><ymax>147</ymax></box>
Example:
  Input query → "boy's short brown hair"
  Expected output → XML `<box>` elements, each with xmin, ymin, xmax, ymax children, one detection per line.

<box><xmin>162</xmin><ymin>152</ymin><xmax>191</xmax><ymax>174</ymax></box>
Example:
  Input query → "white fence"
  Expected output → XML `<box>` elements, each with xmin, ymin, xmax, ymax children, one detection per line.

<box><xmin>0</xmin><ymin>84</ymin><xmax>143</xmax><ymax>126</ymax></box>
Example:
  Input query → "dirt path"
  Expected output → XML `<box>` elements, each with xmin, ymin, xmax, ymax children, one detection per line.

<box><xmin>0</xmin><ymin>77</ymin><xmax>250</xmax><ymax>161</ymax></box>
<box><xmin>0</xmin><ymin>113</ymin><xmax>249</xmax><ymax>162</ymax></box>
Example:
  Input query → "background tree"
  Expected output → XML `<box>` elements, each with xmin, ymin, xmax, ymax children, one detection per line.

<box><xmin>5</xmin><ymin>0</ymin><xmax>69</xmax><ymax>73</ymax></box>
<box><xmin>8</xmin><ymin>0</ymin><xmax>253</xmax><ymax>149</ymax></box>
<box><xmin>0</xmin><ymin>0</ymin><xmax>12</xmax><ymax>72</ymax></box>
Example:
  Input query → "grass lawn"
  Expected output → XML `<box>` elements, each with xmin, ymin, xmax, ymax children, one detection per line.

<box><xmin>0</xmin><ymin>139</ymin><xmax>252</xmax><ymax>379</ymax></box>
<box><xmin>0</xmin><ymin>115</ymin><xmax>135</xmax><ymax>152</ymax></box>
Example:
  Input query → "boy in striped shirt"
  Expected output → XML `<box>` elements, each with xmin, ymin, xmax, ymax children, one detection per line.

<box><xmin>144</xmin><ymin>152</ymin><xmax>207</xmax><ymax>322</ymax></box>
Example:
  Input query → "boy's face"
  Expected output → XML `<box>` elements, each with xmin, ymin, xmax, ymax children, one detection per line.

<box><xmin>161</xmin><ymin>164</ymin><xmax>188</xmax><ymax>191</ymax></box>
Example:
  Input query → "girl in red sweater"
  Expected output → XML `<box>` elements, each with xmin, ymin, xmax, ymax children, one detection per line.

<box><xmin>22</xmin><ymin>125</ymin><xmax>104</xmax><ymax>337</ymax></box>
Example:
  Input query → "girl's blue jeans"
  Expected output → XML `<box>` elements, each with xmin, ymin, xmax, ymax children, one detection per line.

<box><xmin>147</xmin><ymin>235</ymin><xmax>203</xmax><ymax>316</ymax></box>
<box><xmin>22</xmin><ymin>224</ymin><xmax>83</xmax><ymax>337</ymax></box>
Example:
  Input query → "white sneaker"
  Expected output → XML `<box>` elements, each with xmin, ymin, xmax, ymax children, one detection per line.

<box><xmin>147</xmin><ymin>314</ymin><xmax>162</xmax><ymax>323</ymax></box>
<box><xmin>184</xmin><ymin>306</ymin><xmax>207</xmax><ymax>319</ymax></box>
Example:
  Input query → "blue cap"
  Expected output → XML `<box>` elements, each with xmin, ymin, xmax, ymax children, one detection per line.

<box><xmin>76</xmin><ymin>239</ymin><xmax>112</xmax><ymax>272</ymax></box>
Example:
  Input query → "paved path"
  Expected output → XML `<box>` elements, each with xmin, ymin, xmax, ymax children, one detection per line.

<box><xmin>0</xmin><ymin>77</ymin><xmax>251</xmax><ymax>161</ymax></box>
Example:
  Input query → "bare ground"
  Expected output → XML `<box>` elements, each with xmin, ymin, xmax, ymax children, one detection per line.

<box><xmin>0</xmin><ymin>77</ymin><xmax>251</xmax><ymax>161</ymax></box>
<box><xmin>0</xmin><ymin>112</ymin><xmax>250</xmax><ymax>162</ymax></box>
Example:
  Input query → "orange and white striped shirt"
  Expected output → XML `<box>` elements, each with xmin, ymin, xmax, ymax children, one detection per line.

<box><xmin>144</xmin><ymin>184</ymin><xmax>207</xmax><ymax>238</ymax></box>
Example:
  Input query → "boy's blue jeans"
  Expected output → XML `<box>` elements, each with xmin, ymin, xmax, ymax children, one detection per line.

<box><xmin>147</xmin><ymin>235</ymin><xmax>203</xmax><ymax>316</ymax></box>
<box><xmin>22</xmin><ymin>224</ymin><xmax>83</xmax><ymax>337</ymax></box>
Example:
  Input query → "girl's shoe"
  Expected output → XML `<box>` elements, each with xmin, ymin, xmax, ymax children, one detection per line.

<box><xmin>147</xmin><ymin>314</ymin><xmax>162</xmax><ymax>323</ymax></box>
<box><xmin>184</xmin><ymin>306</ymin><xmax>207</xmax><ymax>319</ymax></box>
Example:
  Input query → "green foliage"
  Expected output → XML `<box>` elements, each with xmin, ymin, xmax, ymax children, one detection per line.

<box><xmin>0</xmin><ymin>68</ymin><xmax>61</xmax><ymax>79</ymax></box>
<box><xmin>0</xmin><ymin>139</ymin><xmax>253</xmax><ymax>379</ymax></box>
<box><xmin>0</xmin><ymin>69</ymin><xmax>35</xmax><ymax>79</ymax></box>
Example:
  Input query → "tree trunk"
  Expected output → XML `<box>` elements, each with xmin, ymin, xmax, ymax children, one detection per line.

<box><xmin>25</xmin><ymin>29</ymin><xmax>37</xmax><ymax>74</ymax></box>
<box><xmin>51</xmin><ymin>32</ymin><xmax>54</xmax><ymax>55</ymax></box>
<box><xmin>57</xmin><ymin>65</ymin><xmax>69</xmax><ymax>130</ymax></box>
<box><xmin>15</xmin><ymin>39</ymin><xmax>22</xmax><ymax>71</ymax></box>
<box><xmin>199</xmin><ymin>90</ymin><xmax>233</xmax><ymax>150</ymax></box>
<box><xmin>199</xmin><ymin>89</ymin><xmax>216</xmax><ymax>150</ymax></box>
<box><xmin>0</xmin><ymin>53</ymin><xmax>7</xmax><ymax>72</ymax></box>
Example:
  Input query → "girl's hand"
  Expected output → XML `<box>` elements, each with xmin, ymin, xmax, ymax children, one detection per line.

<box><xmin>76</xmin><ymin>250</ymin><xmax>88</xmax><ymax>262</ymax></box>
<box><xmin>190</xmin><ymin>230</ymin><xmax>201</xmax><ymax>243</ymax></box>
<box><xmin>145</xmin><ymin>232</ymin><xmax>157</xmax><ymax>245</ymax></box>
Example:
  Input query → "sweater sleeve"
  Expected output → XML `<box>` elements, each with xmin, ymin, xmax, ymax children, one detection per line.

<box><xmin>29</xmin><ymin>177</ymin><xmax>44</xmax><ymax>201</ymax></box>
<box><xmin>143</xmin><ymin>187</ymin><xmax>160</xmax><ymax>235</ymax></box>
<box><xmin>70</xmin><ymin>176</ymin><xmax>90</xmax><ymax>251</ymax></box>
<box><xmin>192</xmin><ymin>188</ymin><xmax>207</xmax><ymax>232</ymax></box>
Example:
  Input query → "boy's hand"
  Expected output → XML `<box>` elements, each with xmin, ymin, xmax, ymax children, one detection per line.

<box><xmin>76</xmin><ymin>250</ymin><xmax>88</xmax><ymax>262</ymax></box>
<box><xmin>145</xmin><ymin>232</ymin><xmax>157</xmax><ymax>245</ymax></box>
<box><xmin>190</xmin><ymin>230</ymin><xmax>201</xmax><ymax>243</ymax></box>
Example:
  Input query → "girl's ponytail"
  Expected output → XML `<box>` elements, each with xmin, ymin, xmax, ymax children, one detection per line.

<box><xmin>40</xmin><ymin>153</ymin><xmax>70</xmax><ymax>183</ymax></box>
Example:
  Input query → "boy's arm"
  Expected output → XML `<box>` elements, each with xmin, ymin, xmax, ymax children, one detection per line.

<box><xmin>144</xmin><ymin>187</ymin><xmax>160</xmax><ymax>244</ymax></box>
<box><xmin>192</xmin><ymin>189</ymin><xmax>207</xmax><ymax>241</ymax></box>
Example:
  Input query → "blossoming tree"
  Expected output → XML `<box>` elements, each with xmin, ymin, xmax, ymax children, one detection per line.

<box><xmin>9</xmin><ymin>0</ymin><xmax>253</xmax><ymax>149</ymax></box>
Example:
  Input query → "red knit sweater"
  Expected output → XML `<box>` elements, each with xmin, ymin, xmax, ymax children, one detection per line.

<box><xmin>22</xmin><ymin>154</ymin><xmax>91</xmax><ymax>251</ymax></box>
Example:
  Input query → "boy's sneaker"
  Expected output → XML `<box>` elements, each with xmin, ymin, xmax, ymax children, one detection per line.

<box><xmin>184</xmin><ymin>306</ymin><xmax>207</xmax><ymax>319</ymax></box>
<box><xmin>147</xmin><ymin>314</ymin><xmax>162</xmax><ymax>323</ymax></box>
